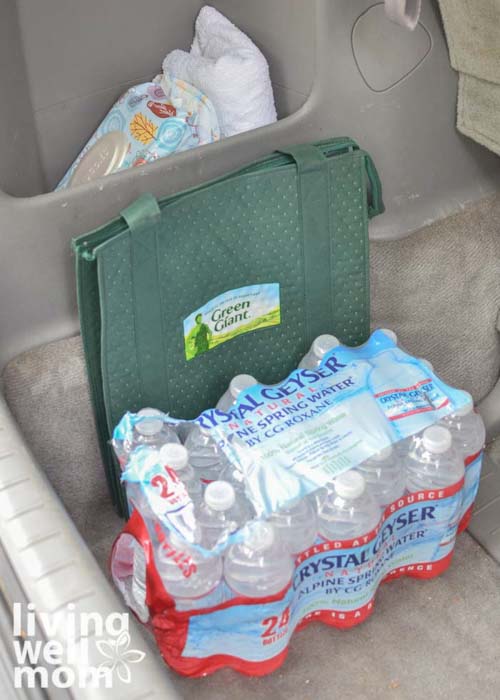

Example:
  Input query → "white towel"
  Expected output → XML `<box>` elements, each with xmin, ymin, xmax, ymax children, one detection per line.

<box><xmin>162</xmin><ymin>6</ymin><xmax>277</xmax><ymax>138</ymax></box>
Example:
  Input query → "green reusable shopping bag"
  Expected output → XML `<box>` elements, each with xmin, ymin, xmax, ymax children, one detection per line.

<box><xmin>73</xmin><ymin>138</ymin><xmax>384</xmax><ymax>515</ymax></box>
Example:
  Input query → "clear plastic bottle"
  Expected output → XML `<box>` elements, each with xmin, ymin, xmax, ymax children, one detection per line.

<box><xmin>159</xmin><ymin>443</ymin><xmax>202</xmax><ymax>504</ymax></box>
<box><xmin>156</xmin><ymin>531</ymin><xmax>223</xmax><ymax>608</ymax></box>
<box><xmin>131</xmin><ymin>408</ymin><xmax>180</xmax><ymax>451</ymax></box>
<box><xmin>405</xmin><ymin>426</ymin><xmax>465</xmax><ymax>492</ymax></box>
<box><xmin>216</xmin><ymin>374</ymin><xmax>259</xmax><ymax>413</ymax></box>
<box><xmin>196</xmin><ymin>481</ymin><xmax>252</xmax><ymax>549</ymax></box>
<box><xmin>224</xmin><ymin>522</ymin><xmax>294</xmax><ymax>598</ymax></box>
<box><xmin>440</xmin><ymin>393</ymin><xmax>485</xmax><ymax>462</ymax></box>
<box><xmin>355</xmin><ymin>445</ymin><xmax>406</xmax><ymax>508</ymax></box>
<box><xmin>184</xmin><ymin>427</ymin><xmax>228</xmax><ymax>484</ymax></box>
<box><xmin>316</xmin><ymin>471</ymin><xmax>381</xmax><ymax>540</ymax></box>
<box><xmin>268</xmin><ymin>498</ymin><xmax>317</xmax><ymax>554</ymax></box>
<box><xmin>123</xmin><ymin>446</ymin><xmax>159</xmax><ymax>516</ymax></box>
<box><xmin>299</xmin><ymin>334</ymin><xmax>341</xmax><ymax>370</ymax></box>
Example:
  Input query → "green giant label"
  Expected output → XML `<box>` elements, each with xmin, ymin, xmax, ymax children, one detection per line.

<box><xmin>183</xmin><ymin>284</ymin><xmax>281</xmax><ymax>360</ymax></box>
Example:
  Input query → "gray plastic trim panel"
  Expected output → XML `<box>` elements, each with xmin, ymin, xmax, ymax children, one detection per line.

<box><xmin>0</xmin><ymin>393</ymin><xmax>181</xmax><ymax>700</ymax></box>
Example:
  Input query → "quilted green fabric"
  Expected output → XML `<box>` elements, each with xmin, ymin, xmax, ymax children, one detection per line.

<box><xmin>73</xmin><ymin>138</ymin><xmax>384</xmax><ymax>514</ymax></box>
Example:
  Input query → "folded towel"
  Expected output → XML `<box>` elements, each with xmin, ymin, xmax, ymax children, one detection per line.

<box><xmin>438</xmin><ymin>0</ymin><xmax>500</xmax><ymax>156</ymax></box>
<box><xmin>162</xmin><ymin>5</ymin><xmax>277</xmax><ymax>138</ymax></box>
<box><xmin>438</xmin><ymin>0</ymin><xmax>500</xmax><ymax>83</ymax></box>
<box><xmin>457</xmin><ymin>73</ymin><xmax>500</xmax><ymax>157</ymax></box>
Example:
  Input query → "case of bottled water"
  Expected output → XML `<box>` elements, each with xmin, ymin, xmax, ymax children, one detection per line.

<box><xmin>111</xmin><ymin>330</ymin><xmax>485</xmax><ymax>677</ymax></box>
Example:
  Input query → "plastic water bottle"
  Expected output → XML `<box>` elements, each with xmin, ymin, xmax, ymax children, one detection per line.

<box><xmin>217</xmin><ymin>374</ymin><xmax>259</xmax><ymax>412</ymax></box>
<box><xmin>131</xmin><ymin>408</ymin><xmax>181</xmax><ymax>450</ymax></box>
<box><xmin>405</xmin><ymin>426</ymin><xmax>465</xmax><ymax>492</ymax></box>
<box><xmin>196</xmin><ymin>481</ymin><xmax>252</xmax><ymax>549</ymax></box>
<box><xmin>299</xmin><ymin>334</ymin><xmax>341</xmax><ymax>370</ymax></box>
<box><xmin>184</xmin><ymin>427</ymin><xmax>229</xmax><ymax>485</ymax></box>
<box><xmin>440</xmin><ymin>393</ymin><xmax>485</xmax><ymax>462</ymax></box>
<box><xmin>316</xmin><ymin>471</ymin><xmax>381</xmax><ymax>540</ymax></box>
<box><xmin>123</xmin><ymin>446</ymin><xmax>159</xmax><ymax>516</ymax></box>
<box><xmin>224</xmin><ymin>522</ymin><xmax>294</xmax><ymax>598</ymax></box>
<box><xmin>355</xmin><ymin>445</ymin><xmax>406</xmax><ymax>508</ymax></box>
<box><xmin>156</xmin><ymin>531</ymin><xmax>223</xmax><ymax>608</ymax></box>
<box><xmin>268</xmin><ymin>498</ymin><xmax>317</xmax><ymax>554</ymax></box>
<box><xmin>159</xmin><ymin>444</ymin><xmax>202</xmax><ymax>503</ymax></box>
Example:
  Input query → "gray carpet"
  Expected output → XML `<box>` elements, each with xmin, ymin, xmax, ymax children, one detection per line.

<box><xmin>371</xmin><ymin>192</ymin><xmax>500</xmax><ymax>403</ymax></box>
<box><xmin>3</xmin><ymin>193</ymin><xmax>500</xmax><ymax>698</ymax></box>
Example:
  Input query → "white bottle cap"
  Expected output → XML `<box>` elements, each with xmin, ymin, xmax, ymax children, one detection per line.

<box><xmin>229</xmin><ymin>375</ymin><xmax>258</xmax><ymax>399</ymax></box>
<box><xmin>312</xmin><ymin>334</ymin><xmax>341</xmax><ymax>359</ymax></box>
<box><xmin>246</xmin><ymin>522</ymin><xmax>275</xmax><ymax>551</ymax></box>
<box><xmin>453</xmin><ymin>393</ymin><xmax>474</xmax><ymax>417</ymax></box>
<box><xmin>335</xmin><ymin>471</ymin><xmax>366</xmax><ymax>499</ymax></box>
<box><xmin>371</xmin><ymin>445</ymin><xmax>393</xmax><ymax>461</ymax></box>
<box><xmin>380</xmin><ymin>328</ymin><xmax>398</xmax><ymax>343</ymax></box>
<box><xmin>159</xmin><ymin>444</ymin><xmax>189</xmax><ymax>471</ymax></box>
<box><xmin>422</xmin><ymin>426</ymin><xmax>452</xmax><ymax>454</ymax></box>
<box><xmin>136</xmin><ymin>408</ymin><xmax>164</xmax><ymax>437</ymax></box>
<box><xmin>205</xmin><ymin>481</ymin><xmax>235</xmax><ymax>511</ymax></box>
<box><xmin>138</xmin><ymin>408</ymin><xmax>163</xmax><ymax>417</ymax></box>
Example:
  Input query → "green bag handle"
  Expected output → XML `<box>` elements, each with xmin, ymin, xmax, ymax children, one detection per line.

<box><xmin>120</xmin><ymin>193</ymin><xmax>170</xmax><ymax>413</ymax></box>
<box><xmin>277</xmin><ymin>144</ymin><xmax>334</xmax><ymax>348</ymax></box>
<box><xmin>364</xmin><ymin>152</ymin><xmax>384</xmax><ymax>219</ymax></box>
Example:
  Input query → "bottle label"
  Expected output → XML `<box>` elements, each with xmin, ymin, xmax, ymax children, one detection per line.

<box><xmin>112</xmin><ymin>475</ymin><xmax>473</xmax><ymax>676</ymax></box>
<box><xmin>183</xmin><ymin>284</ymin><xmax>281</xmax><ymax>361</ymax></box>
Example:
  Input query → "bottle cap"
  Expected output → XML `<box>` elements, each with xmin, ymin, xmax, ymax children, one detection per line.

<box><xmin>335</xmin><ymin>471</ymin><xmax>366</xmax><ymax>499</ymax></box>
<box><xmin>453</xmin><ymin>393</ymin><xmax>474</xmax><ymax>417</ymax></box>
<box><xmin>205</xmin><ymin>481</ymin><xmax>235</xmax><ymax>511</ymax></box>
<box><xmin>312</xmin><ymin>335</ymin><xmax>341</xmax><ymax>359</ymax></box>
<box><xmin>159</xmin><ymin>444</ymin><xmax>189</xmax><ymax>471</ymax></box>
<box><xmin>229</xmin><ymin>375</ymin><xmax>258</xmax><ymax>399</ymax></box>
<box><xmin>419</xmin><ymin>359</ymin><xmax>434</xmax><ymax>373</ymax></box>
<box><xmin>380</xmin><ymin>328</ymin><xmax>398</xmax><ymax>343</ymax></box>
<box><xmin>422</xmin><ymin>426</ymin><xmax>452</xmax><ymax>454</ymax></box>
<box><xmin>70</xmin><ymin>131</ymin><xmax>129</xmax><ymax>187</ymax></box>
<box><xmin>138</xmin><ymin>408</ymin><xmax>163</xmax><ymax>417</ymax></box>
<box><xmin>135</xmin><ymin>412</ymin><xmax>164</xmax><ymax>436</ymax></box>
<box><xmin>246</xmin><ymin>522</ymin><xmax>275</xmax><ymax>551</ymax></box>
<box><xmin>371</xmin><ymin>445</ymin><xmax>393</xmax><ymax>461</ymax></box>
